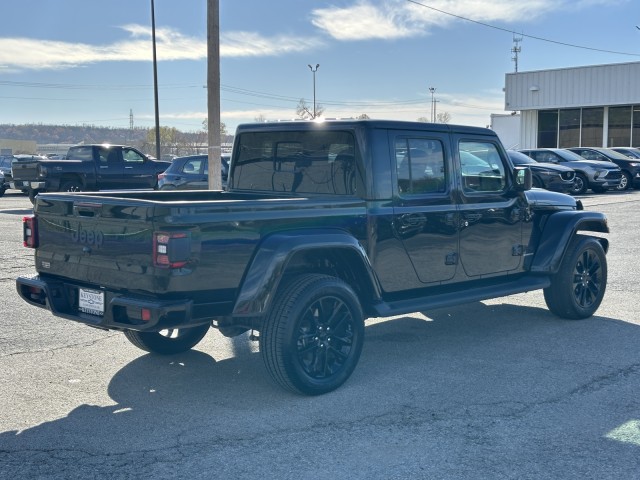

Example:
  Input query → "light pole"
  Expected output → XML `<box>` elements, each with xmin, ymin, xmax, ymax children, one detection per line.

<box><xmin>151</xmin><ymin>0</ymin><xmax>161</xmax><ymax>161</ymax></box>
<box><xmin>308</xmin><ymin>64</ymin><xmax>320</xmax><ymax>119</ymax></box>
<box><xmin>429</xmin><ymin>87</ymin><xmax>436</xmax><ymax>123</ymax></box>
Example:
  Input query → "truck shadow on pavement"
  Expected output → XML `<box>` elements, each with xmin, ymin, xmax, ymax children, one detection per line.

<box><xmin>2</xmin><ymin>302</ymin><xmax>639</xmax><ymax>476</ymax></box>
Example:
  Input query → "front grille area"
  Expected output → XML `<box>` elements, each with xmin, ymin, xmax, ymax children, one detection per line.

<box><xmin>605</xmin><ymin>171</ymin><xmax>623</xmax><ymax>180</ymax></box>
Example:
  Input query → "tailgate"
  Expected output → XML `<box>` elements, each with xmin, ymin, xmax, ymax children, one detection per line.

<box><xmin>33</xmin><ymin>196</ymin><xmax>166</xmax><ymax>293</ymax></box>
<box><xmin>11</xmin><ymin>160</ymin><xmax>39</xmax><ymax>182</ymax></box>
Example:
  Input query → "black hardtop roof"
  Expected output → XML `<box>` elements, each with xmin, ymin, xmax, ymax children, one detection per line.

<box><xmin>235</xmin><ymin>119</ymin><xmax>495</xmax><ymax>136</ymax></box>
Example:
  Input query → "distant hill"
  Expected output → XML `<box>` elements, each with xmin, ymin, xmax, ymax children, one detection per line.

<box><xmin>0</xmin><ymin>123</ymin><xmax>234</xmax><ymax>156</ymax></box>
<box><xmin>0</xmin><ymin>123</ymin><xmax>150</xmax><ymax>145</ymax></box>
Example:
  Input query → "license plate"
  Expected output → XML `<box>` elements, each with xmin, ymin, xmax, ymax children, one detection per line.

<box><xmin>78</xmin><ymin>288</ymin><xmax>104</xmax><ymax>316</ymax></box>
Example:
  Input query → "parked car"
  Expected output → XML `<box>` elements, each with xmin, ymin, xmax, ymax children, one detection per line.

<box><xmin>507</xmin><ymin>150</ymin><xmax>575</xmax><ymax>194</ymax></box>
<box><xmin>157</xmin><ymin>154</ymin><xmax>230</xmax><ymax>190</ymax></box>
<box><xmin>519</xmin><ymin>148</ymin><xmax>621</xmax><ymax>194</ymax></box>
<box><xmin>610</xmin><ymin>147</ymin><xmax>640</xmax><ymax>160</ymax></box>
<box><xmin>0</xmin><ymin>155</ymin><xmax>14</xmax><ymax>195</ymax></box>
<box><xmin>566</xmin><ymin>147</ymin><xmax>640</xmax><ymax>191</ymax></box>
<box><xmin>11</xmin><ymin>145</ymin><xmax>170</xmax><ymax>202</ymax></box>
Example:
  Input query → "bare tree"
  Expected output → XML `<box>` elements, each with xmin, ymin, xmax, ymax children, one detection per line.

<box><xmin>436</xmin><ymin>112</ymin><xmax>452</xmax><ymax>124</ymax></box>
<box><xmin>296</xmin><ymin>99</ymin><xmax>324</xmax><ymax>119</ymax></box>
<box><xmin>254</xmin><ymin>114</ymin><xmax>267</xmax><ymax>122</ymax></box>
<box><xmin>356</xmin><ymin>113</ymin><xmax>370</xmax><ymax>119</ymax></box>
<box><xmin>417</xmin><ymin>116</ymin><xmax>430</xmax><ymax>123</ymax></box>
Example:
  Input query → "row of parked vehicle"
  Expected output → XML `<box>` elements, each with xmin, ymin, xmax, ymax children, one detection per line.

<box><xmin>158</xmin><ymin>147</ymin><xmax>640</xmax><ymax>196</ymax></box>
<box><xmin>3</xmin><ymin>146</ymin><xmax>639</xmax><ymax>198</ymax></box>
<box><xmin>508</xmin><ymin>147</ymin><xmax>640</xmax><ymax>195</ymax></box>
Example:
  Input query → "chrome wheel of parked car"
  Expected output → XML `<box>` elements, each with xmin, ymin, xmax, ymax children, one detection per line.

<box><xmin>571</xmin><ymin>173</ymin><xmax>588</xmax><ymax>195</ymax></box>
<box><xmin>123</xmin><ymin>323</ymin><xmax>210</xmax><ymax>354</ymax></box>
<box><xmin>615</xmin><ymin>172</ymin><xmax>630</xmax><ymax>191</ymax></box>
<box><xmin>543</xmin><ymin>235</ymin><xmax>607</xmax><ymax>319</ymax></box>
<box><xmin>260</xmin><ymin>274</ymin><xmax>364</xmax><ymax>395</ymax></box>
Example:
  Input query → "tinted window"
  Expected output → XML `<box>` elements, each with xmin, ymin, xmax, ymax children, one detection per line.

<box><xmin>396</xmin><ymin>138</ymin><xmax>446</xmax><ymax>194</ymax></box>
<box><xmin>459</xmin><ymin>141</ymin><xmax>506</xmax><ymax>193</ymax></box>
<box><xmin>67</xmin><ymin>147</ymin><xmax>94</xmax><ymax>161</ymax></box>
<box><xmin>233</xmin><ymin>130</ymin><xmax>357</xmax><ymax>195</ymax></box>
<box><xmin>123</xmin><ymin>148</ymin><xmax>145</xmax><ymax>163</ymax></box>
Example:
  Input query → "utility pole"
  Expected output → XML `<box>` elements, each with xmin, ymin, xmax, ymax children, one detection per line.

<box><xmin>129</xmin><ymin>109</ymin><xmax>134</xmax><ymax>143</ymax></box>
<box><xmin>151</xmin><ymin>0</ymin><xmax>161</xmax><ymax>160</ymax></box>
<box><xmin>308</xmin><ymin>64</ymin><xmax>320</xmax><ymax>119</ymax></box>
<box><xmin>512</xmin><ymin>35</ymin><xmax>523</xmax><ymax>73</ymax></box>
<box><xmin>429</xmin><ymin>87</ymin><xmax>436</xmax><ymax>123</ymax></box>
<box><xmin>207</xmin><ymin>0</ymin><xmax>222</xmax><ymax>189</ymax></box>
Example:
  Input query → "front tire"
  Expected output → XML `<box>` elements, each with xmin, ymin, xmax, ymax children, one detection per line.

<box><xmin>260</xmin><ymin>274</ymin><xmax>365</xmax><ymax>395</ymax></box>
<box><xmin>571</xmin><ymin>173</ymin><xmax>588</xmax><ymax>195</ymax></box>
<box><xmin>543</xmin><ymin>235</ymin><xmax>607</xmax><ymax>319</ymax></box>
<box><xmin>615</xmin><ymin>171</ymin><xmax>631</xmax><ymax>191</ymax></box>
<box><xmin>123</xmin><ymin>323</ymin><xmax>210</xmax><ymax>354</ymax></box>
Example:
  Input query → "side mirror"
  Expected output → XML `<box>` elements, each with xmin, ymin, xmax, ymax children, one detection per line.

<box><xmin>513</xmin><ymin>166</ymin><xmax>532</xmax><ymax>191</ymax></box>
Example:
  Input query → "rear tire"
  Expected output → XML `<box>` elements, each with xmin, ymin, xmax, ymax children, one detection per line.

<box><xmin>28</xmin><ymin>189</ymin><xmax>40</xmax><ymax>204</ymax></box>
<box><xmin>543</xmin><ymin>235</ymin><xmax>607</xmax><ymax>319</ymax></box>
<box><xmin>260</xmin><ymin>274</ymin><xmax>365</xmax><ymax>395</ymax></box>
<box><xmin>60</xmin><ymin>180</ymin><xmax>83</xmax><ymax>192</ymax></box>
<box><xmin>123</xmin><ymin>323</ymin><xmax>210</xmax><ymax>354</ymax></box>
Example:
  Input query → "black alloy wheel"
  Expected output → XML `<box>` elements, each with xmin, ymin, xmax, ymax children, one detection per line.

<box><xmin>544</xmin><ymin>235</ymin><xmax>607</xmax><ymax>319</ymax></box>
<box><xmin>260</xmin><ymin>274</ymin><xmax>364</xmax><ymax>395</ymax></box>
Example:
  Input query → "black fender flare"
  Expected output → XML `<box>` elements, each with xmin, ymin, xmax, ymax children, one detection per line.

<box><xmin>232</xmin><ymin>229</ymin><xmax>381</xmax><ymax>317</ymax></box>
<box><xmin>529</xmin><ymin>210</ymin><xmax>609</xmax><ymax>274</ymax></box>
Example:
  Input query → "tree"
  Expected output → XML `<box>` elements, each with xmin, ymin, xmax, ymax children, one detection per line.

<box><xmin>356</xmin><ymin>113</ymin><xmax>370</xmax><ymax>119</ymax></box>
<box><xmin>202</xmin><ymin>118</ymin><xmax>228</xmax><ymax>137</ymax></box>
<box><xmin>436</xmin><ymin>112</ymin><xmax>452</xmax><ymax>124</ymax></box>
<box><xmin>417</xmin><ymin>117</ymin><xmax>429</xmax><ymax>123</ymax></box>
<box><xmin>254</xmin><ymin>114</ymin><xmax>267</xmax><ymax>122</ymax></box>
<box><xmin>296</xmin><ymin>99</ymin><xmax>324</xmax><ymax>120</ymax></box>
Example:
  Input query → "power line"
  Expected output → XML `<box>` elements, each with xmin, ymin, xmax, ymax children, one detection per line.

<box><xmin>404</xmin><ymin>0</ymin><xmax>640</xmax><ymax>57</ymax></box>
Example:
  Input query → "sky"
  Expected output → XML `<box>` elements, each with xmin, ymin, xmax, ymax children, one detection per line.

<box><xmin>1</xmin><ymin>0</ymin><xmax>639</xmax><ymax>135</ymax></box>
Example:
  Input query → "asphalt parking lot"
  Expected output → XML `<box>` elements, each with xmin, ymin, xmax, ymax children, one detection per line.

<box><xmin>1</xmin><ymin>190</ymin><xmax>639</xmax><ymax>479</ymax></box>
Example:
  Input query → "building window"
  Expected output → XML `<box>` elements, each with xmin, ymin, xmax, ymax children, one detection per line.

<box><xmin>558</xmin><ymin>109</ymin><xmax>580</xmax><ymax>148</ymax></box>
<box><xmin>581</xmin><ymin>108</ymin><xmax>603</xmax><ymax>147</ymax></box>
<box><xmin>608</xmin><ymin>106</ymin><xmax>632</xmax><ymax>147</ymax></box>
<box><xmin>537</xmin><ymin>110</ymin><xmax>558</xmax><ymax>148</ymax></box>
<box><xmin>633</xmin><ymin>106</ymin><xmax>640</xmax><ymax>148</ymax></box>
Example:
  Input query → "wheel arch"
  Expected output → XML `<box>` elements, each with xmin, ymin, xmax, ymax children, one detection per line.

<box><xmin>530</xmin><ymin>210</ymin><xmax>609</xmax><ymax>274</ymax></box>
<box><xmin>59</xmin><ymin>173</ymin><xmax>85</xmax><ymax>190</ymax></box>
<box><xmin>232</xmin><ymin>230</ymin><xmax>381</xmax><ymax>318</ymax></box>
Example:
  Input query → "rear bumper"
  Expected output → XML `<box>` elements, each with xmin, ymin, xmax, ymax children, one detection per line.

<box><xmin>10</xmin><ymin>180</ymin><xmax>46</xmax><ymax>190</ymax></box>
<box><xmin>16</xmin><ymin>274</ymin><xmax>207</xmax><ymax>332</ymax></box>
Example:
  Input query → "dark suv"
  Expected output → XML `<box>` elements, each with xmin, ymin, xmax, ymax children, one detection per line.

<box><xmin>157</xmin><ymin>154</ymin><xmax>230</xmax><ymax>190</ymax></box>
<box><xmin>519</xmin><ymin>148</ymin><xmax>621</xmax><ymax>194</ymax></box>
<box><xmin>567</xmin><ymin>147</ymin><xmax>640</xmax><ymax>191</ymax></box>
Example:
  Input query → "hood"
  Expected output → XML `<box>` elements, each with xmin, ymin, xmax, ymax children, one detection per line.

<box><xmin>524</xmin><ymin>188</ymin><xmax>577</xmax><ymax>210</ymax></box>
<box><xmin>531</xmin><ymin>162</ymin><xmax>574</xmax><ymax>173</ymax></box>
<box><xmin>572</xmin><ymin>159</ymin><xmax>619</xmax><ymax>170</ymax></box>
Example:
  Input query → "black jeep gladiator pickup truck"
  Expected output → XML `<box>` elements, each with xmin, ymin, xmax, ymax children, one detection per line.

<box><xmin>16</xmin><ymin>120</ymin><xmax>609</xmax><ymax>395</ymax></box>
<box><xmin>11</xmin><ymin>144</ymin><xmax>170</xmax><ymax>202</ymax></box>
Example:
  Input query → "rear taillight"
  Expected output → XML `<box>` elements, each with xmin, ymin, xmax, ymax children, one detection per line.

<box><xmin>153</xmin><ymin>231</ymin><xmax>190</xmax><ymax>268</ymax></box>
<box><xmin>23</xmin><ymin>215</ymin><xmax>38</xmax><ymax>248</ymax></box>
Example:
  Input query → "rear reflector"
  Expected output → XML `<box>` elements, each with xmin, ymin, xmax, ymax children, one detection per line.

<box><xmin>23</xmin><ymin>215</ymin><xmax>38</xmax><ymax>248</ymax></box>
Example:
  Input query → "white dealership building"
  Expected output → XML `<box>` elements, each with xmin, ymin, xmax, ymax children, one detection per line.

<box><xmin>502</xmin><ymin>61</ymin><xmax>640</xmax><ymax>149</ymax></box>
